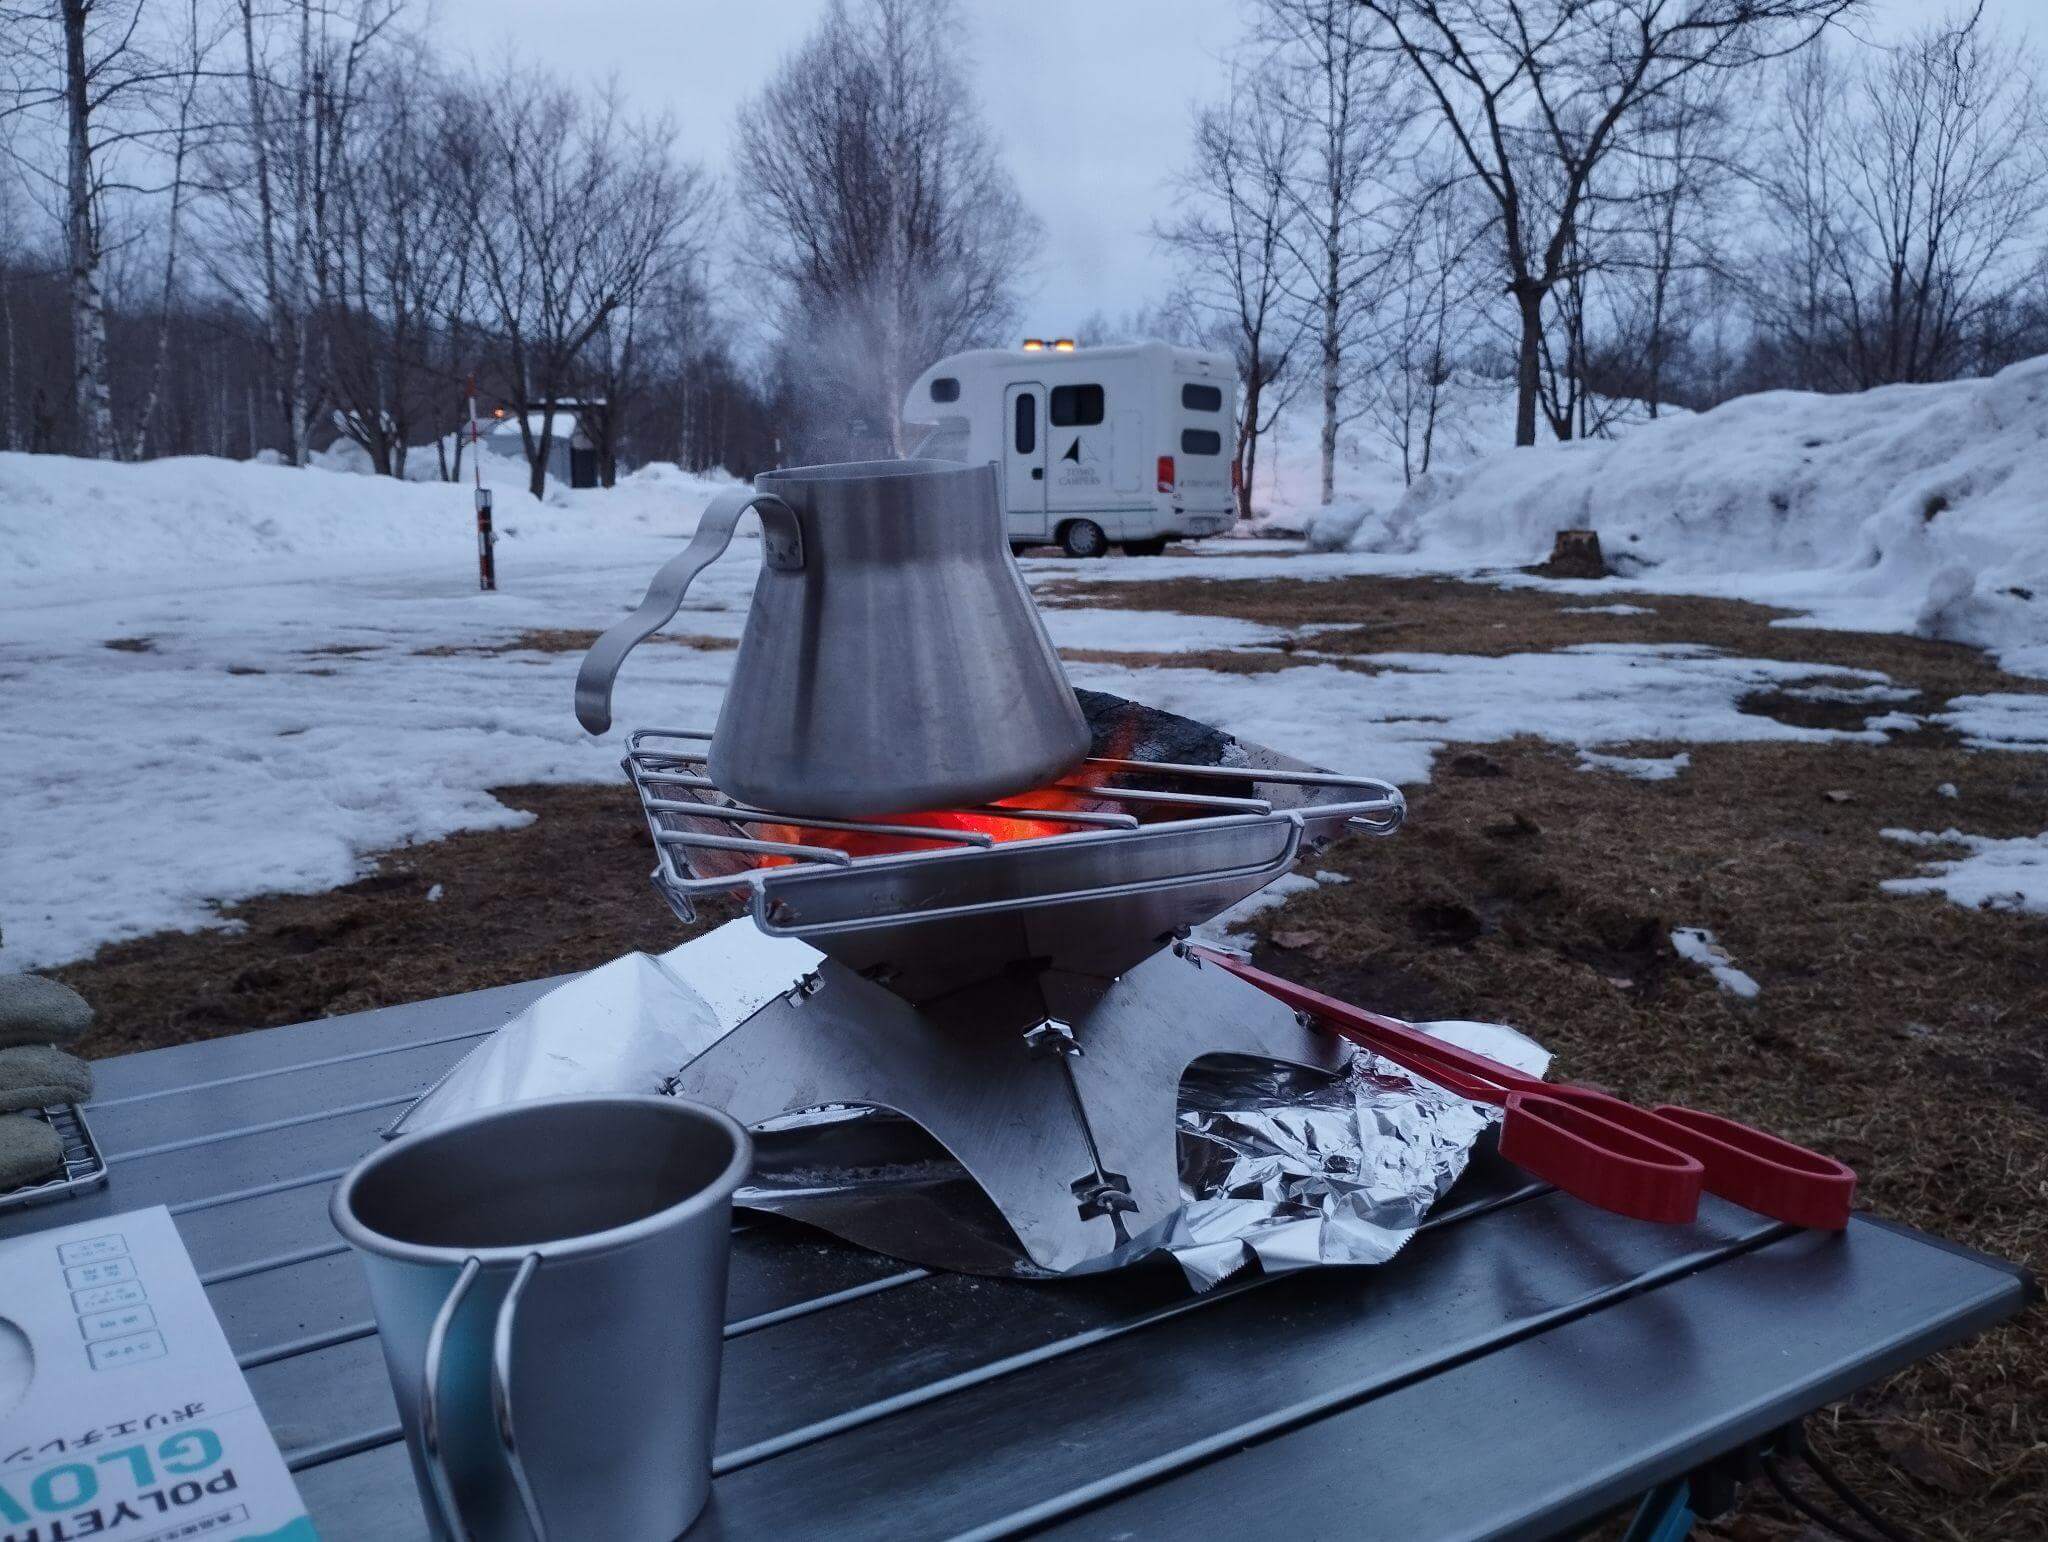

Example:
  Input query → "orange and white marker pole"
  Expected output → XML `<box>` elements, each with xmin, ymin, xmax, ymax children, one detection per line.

<box><xmin>468</xmin><ymin>375</ymin><xmax>496</xmax><ymax>592</ymax></box>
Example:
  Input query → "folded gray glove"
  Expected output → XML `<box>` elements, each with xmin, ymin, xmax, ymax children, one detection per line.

<box><xmin>0</xmin><ymin>974</ymin><xmax>94</xmax><ymax>1049</ymax></box>
<box><xmin>0</xmin><ymin>1045</ymin><xmax>95</xmax><ymax>1113</ymax></box>
<box><xmin>0</xmin><ymin>1113</ymin><xmax>64</xmax><ymax>1188</ymax></box>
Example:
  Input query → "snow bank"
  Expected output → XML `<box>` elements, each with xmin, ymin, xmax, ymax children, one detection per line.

<box><xmin>1329</xmin><ymin>356</ymin><xmax>2048</xmax><ymax>671</ymax></box>
<box><xmin>1258</xmin><ymin>371</ymin><xmax>1672</xmax><ymax>541</ymax></box>
<box><xmin>0</xmin><ymin>451</ymin><xmax>734</xmax><ymax>585</ymax></box>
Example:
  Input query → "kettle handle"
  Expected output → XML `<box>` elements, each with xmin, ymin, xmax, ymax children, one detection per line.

<box><xmin>574</xmin><ymin>486</ymin><xmax>803</xmax><ymax>735</ymax></box>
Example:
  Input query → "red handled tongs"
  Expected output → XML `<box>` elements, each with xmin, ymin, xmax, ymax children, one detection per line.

<box><xmin>1195</xmin><ymin>949</ymin><xmax>1857</xmax><ymax>1230</ymax></box>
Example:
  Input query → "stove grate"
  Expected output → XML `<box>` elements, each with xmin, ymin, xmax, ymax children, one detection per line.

<box><xmin>623</xmin><ymin>726</ymin><xmax>1404</xmax><ymax>931</ymax></box>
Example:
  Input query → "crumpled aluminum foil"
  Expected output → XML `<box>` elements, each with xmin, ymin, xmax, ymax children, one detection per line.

<box><xmin>391</xmin><ymin>921</ymin><xmax>1549</xmax><ymax>1291</ymax></box>
<box><xmin>740</xmin><ymin>1021</ymin><xmax>1549</xmax><ymax>1290</ymax></box>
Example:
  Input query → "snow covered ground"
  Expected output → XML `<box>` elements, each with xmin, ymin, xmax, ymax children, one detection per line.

<box><xmin>4</xmin><ymin>409</ymin><xmax>2046</xmax><ymax>970</ymax></box>
<box><xmin>1251</xmin><ymin>370</ymin><xmax>1674</xmax><ymax>534</ymax></box>
<box><xmin>1879</xmin><ymin>828</ymin><xmax>2048</xmax><ymax>916</ymax></box>
<box><xmin>1307</xmin><ymin>355</ymin><xmax>2048</xmax><ymax>681</ymax></box>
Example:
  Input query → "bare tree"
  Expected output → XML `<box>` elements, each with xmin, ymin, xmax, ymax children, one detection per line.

<box><xmin>212</xmin><ymin>0</ymin><xmax>399</xmax><ymax>464</ymax></box>
<box><xmin>734</xmin><ymin>0</ymin><xmax>1037</xmax><ymax>457</ymax></box>
<box><xmin>1614</xmin><ymin>74</ymin><xmax>1737</xmax><ymax>417</ymax></box>
<box><xmin>460</xmin><ymin>66</ymin><xmax>708</xmax><ymax>499</ymax></box>
<box><xmin>0</xmin><ymin>0</ymin><xmax>209</xmax><ymax>456</ymax></box>
<box><xmin>1370</xmin><ymin>166</ymin><xmax>1491</xmax><ymax>481</ymax></box>
<box><xmin>1746</xmin><ymin>41</ymin><xmax>1845</xmax><ymax>389</ymax></box>
<box><xmin>578</xmin><ymin>152</ymin><xmax>714</xmax><ymax>487</ymax></box>
<box><xmin>323</xmin><ymin>63</ymin><xmax>484</xmax><ymax>476</ymax></box>
<box><xmin>1157</xmin><ymin>70</ymin><xmax>1310</xmax><ymax>520</ymax></box>
<box><xmin>130</xmin><ymin>0</ymin><xmax>222</xmax><ymax>457</ymax></box>
<box><xmin>1353</xmin><ymin>0</ymin><xmax>1860</xmax><ymax>447</ymax></box>
<box><xmin>1256</xmin><ymin>0</ymin><xmax>1416</xmax><ymax>503</ymax></box>
<box><xmin>0</xmin><ymin>123</ymin><xmax>25</xmax><ymax>450</ymax></box>
<box><xmin>1751</xmin><ymin>4</ymin><xmax>2047</xmax><ymax>390</ymax></box>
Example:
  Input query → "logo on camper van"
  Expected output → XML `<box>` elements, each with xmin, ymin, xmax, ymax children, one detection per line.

<box><xmin>1055</xmin><ymin>434</ymin><xmax>1103</xmax><ymax>488</ymax></box>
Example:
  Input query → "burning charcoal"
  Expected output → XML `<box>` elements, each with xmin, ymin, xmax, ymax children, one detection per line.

<box><xmin>1079</xmin><ymin>688</ymin><xmax>1240</xmax><ymax>766</ymax></box>
<box><xmin>0</xmin><ymin>1113</ymin><xmax>64</xmax><ymax>1188</ymax></box>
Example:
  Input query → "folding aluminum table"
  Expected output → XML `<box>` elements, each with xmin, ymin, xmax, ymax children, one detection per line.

<box><xmin>1</xmin><ymin>980</ymin><xmax>2029</xmax><ymax>1540</ymax></box>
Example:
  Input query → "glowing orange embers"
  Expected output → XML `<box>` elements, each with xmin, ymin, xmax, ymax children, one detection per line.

<box><xmin>750</xmin><ymin>725</ymin><xmax>1142</xmax><ymax>864</ymax></box>
<box><xmin>752</xmin><ymin>775</ymin><xmax>1117</xmax><ymax>863</ymax></box>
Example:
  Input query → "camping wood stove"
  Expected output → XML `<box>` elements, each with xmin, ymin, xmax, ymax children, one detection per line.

<box><xmin>624</xmin><ymin>692</ymin><xmax>1406</xmax><ymax>1273</ymax></box>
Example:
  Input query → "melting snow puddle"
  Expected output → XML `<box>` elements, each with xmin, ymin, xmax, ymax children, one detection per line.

<box><xmin>1669</xmin><ymin>927</ymin><xmax>1762</xmax><ymax>999</ymax></box>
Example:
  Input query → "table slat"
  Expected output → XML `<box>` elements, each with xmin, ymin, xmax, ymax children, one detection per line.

<box><xmin>1034</xmin><ymin>1218</ymin><xmax>2030</xmax><ymax>1542</ymax></box>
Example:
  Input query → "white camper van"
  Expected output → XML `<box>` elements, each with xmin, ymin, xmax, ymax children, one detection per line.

<box><xmin>902</xmin><ymin>341</ymin><xmax>1238</xmax><ymax>557</ymax></box>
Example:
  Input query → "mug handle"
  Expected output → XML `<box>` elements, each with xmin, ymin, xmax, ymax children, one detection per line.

<box><xmin>573</xmin><ymin>486</ymin><xmax>804</xmax><ymax>734</ymax></box>
<box><xmin>420</xmin><ymin>1254</ymin><xmax>550</xmax><ymax>1541</ymax></box>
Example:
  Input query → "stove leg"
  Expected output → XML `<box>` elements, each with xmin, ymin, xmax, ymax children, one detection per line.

<box><xmin>1056</xmin><ymin>949</ymin><xmax>1351</xmax><ymax>1249</ymax></box>
<box><xmin>669</xmin><ymin>950</ymin><xmax>1350</xmax><ymax>1275</ymax></box>
<box><xmin>669</xmin><ymin>963</ymin><xmax>1137</xmax><ymax>1273</ymax></box>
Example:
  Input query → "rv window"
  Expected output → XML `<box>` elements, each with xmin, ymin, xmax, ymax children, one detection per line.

<box><xmin>1014</xmin><ymin>392</ymin><xmax>1036</xmax><ymax>454</ymax></box>
<box><xmin>912</xmin><ymin>423</ymin><xmax>969</xmax><ymax>460</ymax></box>
<box><xmin>1049</xmin><ymin>384</ymin><xmax>1105</xmax><ymax>426</ymax></box>
<box><xmin>930</xmin><ymin>376</ymin><xmax>960</xmax><ymax>403</ymax></box>
<box><xmin>1181</xmin><ymin>428</ymin><xmax>1223</xmax><ymax>455</ymax></box>
<box><xmin>1181</xmin><ymin>383</ymin><xmax>1223</xmax><ymax>412</ymax></box>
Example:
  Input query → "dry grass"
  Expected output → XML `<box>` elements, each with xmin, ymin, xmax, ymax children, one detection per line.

<box><xmin>1256</xmin><ymin>735</ymin><xmax>2046</xmax><ymax>1538</ymax></box>
<box><xmin>413</xmin><ymin>627</ymin><xmax>736</xmax><ymax>658</ymax></box>
<box><xmin>1040</xmin><ymin>572</ymin><xmax>2048</xmax><ymax>702</ymax></box>
<box><xmin>46</xmin><ymin>571</ymin><xmax>2046</xmax><ymax>1536</ymax></box>
<box><xmin>55</xmin><ymin>787</ymin><xmax>741</xmax><ymax>1060</ymax></box>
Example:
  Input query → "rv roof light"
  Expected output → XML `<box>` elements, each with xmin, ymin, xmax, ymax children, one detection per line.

<box><xmin>1021</xmin><ymin>338</ymin><xmax>1046</xmax><ymax>351</ymax></box>
<box><xmin>1052</xmin><ymin>338</ymin><xmax>1076</xmax><ymax>351</ymax></box>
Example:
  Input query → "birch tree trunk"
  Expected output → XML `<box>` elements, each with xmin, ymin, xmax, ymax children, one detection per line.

<box><xmin>133</xmin><ymin>115</ymin><xmax>196</xmax><ymax>457</ymax></box>
<box><xmin>286</xmin><ymin>0</ymin><xmax>313</xmax><ymax>465</ymax></box>
<box><xmin>241</xmin><ymin>0</ymin><xmax>291</xmax><ymax>458</ymax></box>
<box><xmin>1512</xmin><ymin>285</ymin><xmax>1544</xmax><ymax>449</ymax></box>
<box><xmin>881</xmin><ymin>0</ymin><xmax>908</xmax><ymax>456</ymax></box>
<box><xmin>62</xmin><ymin>0</ymin><xmax>113</xmax><ymax>458</ymax></box>
<box><xmin>0</xmin><ymin>278</ymin><xmax>16</xmax><ymax>452</ymax></box>
<box><xmin>1319</xmin><ymin>239</ymin><xmax>1339</xmax><ymax>503</ymax></box>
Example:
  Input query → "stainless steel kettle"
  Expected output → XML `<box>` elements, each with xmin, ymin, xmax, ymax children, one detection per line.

<box><xmin>575</xmin><ymin>459</ymin><xmax>1092</xmax><ymax>817</ymax></box>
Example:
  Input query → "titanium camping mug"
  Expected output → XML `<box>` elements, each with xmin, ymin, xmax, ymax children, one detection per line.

<box><xmin>330</xmin><ymin>1094</ymin><xmax>752</xmax><ymax>1541</ymax></box>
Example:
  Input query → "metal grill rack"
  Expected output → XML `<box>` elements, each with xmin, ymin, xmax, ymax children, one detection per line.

<box><xmin>0</xmin><ymin>1103</ymin><xmax>109</xmax><ymax>1214</ymax></box>
<box><xmin>624</xmin><ymin>726</ymin><xmax>1406</xmax><ymax>932</ymax></box>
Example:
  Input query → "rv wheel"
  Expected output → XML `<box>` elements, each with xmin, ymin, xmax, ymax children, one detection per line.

<box><xmin>1121</xmin><ymin>537</ymin><xmax>1169</xmax><ymax>557</ymax></box>
<box><xmin>1060</xmin><ymin>520</ymin><xmax>1108</xmax><ymax>559</ymax></box>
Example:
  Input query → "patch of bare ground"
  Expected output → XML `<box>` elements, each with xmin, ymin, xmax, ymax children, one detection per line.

<box><xmin>52</xmin><ymin>785</ymin><xmax>739</xmax><ymax>1060</ymax></box>
<box><xmin>413</xmin><ymin>627</ymin><xmax>736</xmax><ymax>658</ymax></box>
<box><xmin>1041</xmin><ymin>573</ymin><xmax>2048</xmax><ymax>702</ymax></box>
<box><xmin>1250</xmin><ymin>734</ymin><xmax>2047</xmax><ymax>1541</ymax></box>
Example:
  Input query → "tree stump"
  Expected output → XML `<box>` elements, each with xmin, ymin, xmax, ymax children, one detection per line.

<box><xmin>1546</xmin><ymin>528</ymin><xmax>1608</xmax><ymax>579</ymax></box>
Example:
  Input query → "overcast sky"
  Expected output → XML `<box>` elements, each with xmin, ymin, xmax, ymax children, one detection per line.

<box><xmin>441</xmin><ymin>0</ymin><xmax>2035</xmax><ymax>342</ymax></box>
